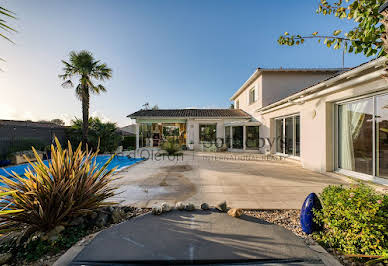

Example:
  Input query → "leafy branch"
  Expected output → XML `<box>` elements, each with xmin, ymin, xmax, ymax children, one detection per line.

<box><xmin>277</xmin><ymin>0</ymin><xmax>385</xmax><ymax>58</ymax></box>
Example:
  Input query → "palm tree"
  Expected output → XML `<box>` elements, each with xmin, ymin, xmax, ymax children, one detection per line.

<box><xmin>59</xmin><ymin>50</ymin><xmax>112</xmax><ymax>147</ymax></box>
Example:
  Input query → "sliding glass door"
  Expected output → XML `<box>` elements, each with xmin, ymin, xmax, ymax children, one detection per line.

<box><xmin>338</xmin><ymin>98</ymin><xmax>373</xmax><ymax>175</ymax></box>
<box><xmin>275</xmin><ymin>114</ymin><xmax>300</xmax><ymax>157</ymax></box>
<box><xmin>337</xmin><ymin>93</ymin><xmax>388</xmax><ymax>180</ymax></box>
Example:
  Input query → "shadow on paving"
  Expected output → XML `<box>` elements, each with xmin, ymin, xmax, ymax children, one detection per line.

<box><xmin>71</xmin><ymin>211</ymin><xmax>323</xmax><ymax>265</ymax></box>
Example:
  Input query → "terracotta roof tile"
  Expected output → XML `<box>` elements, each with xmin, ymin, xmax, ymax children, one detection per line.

<box><xmin>127</xmin><ymin>109</ymin><xmax>251</xmax><ymax>118</ymax></box>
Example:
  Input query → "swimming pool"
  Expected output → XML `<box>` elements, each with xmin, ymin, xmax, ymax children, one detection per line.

<box><xmin>0</xmin><ymin>155</ymin><xmax>144</xmax><ymax>179</ymax></box>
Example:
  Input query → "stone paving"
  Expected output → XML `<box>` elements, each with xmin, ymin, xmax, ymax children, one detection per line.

<box><xmin>111</xmin><ymin>151</ymin><xmax>348</xmax><ymax>209</ymax></box>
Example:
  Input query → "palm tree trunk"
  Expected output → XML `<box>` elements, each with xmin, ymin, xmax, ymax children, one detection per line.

<box><xmin>82</xmin><ymin>89</ymin><xmax>90</xmax><ymax>148</ymax></box>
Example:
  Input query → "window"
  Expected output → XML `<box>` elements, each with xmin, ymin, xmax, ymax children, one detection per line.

<box><xmin>275</xmin><ymin>114</ymin><xmax>300</xmax><ymax>156</ymax></box>
<box><xmin>249</xmin><ymin>88</ymin><xmax>256</xmax><ymax>104</ymax></box>
<box><xmin>232</xmin><ymin>126</ymin><xmax>243</xmax><ymax>149</ymax></box>
<box><xmin>338</xmin><ymin>98</ymin><xmax>373</xmax><ymax>176</ymax></box>
<box><xmin>235</xmin><ymin>100</ymin><xmax>239</xmax><ymax>109</ymax></box>
<box><xmin>246</xmin><ymin>126</ymin><xmax>260</xmax><ymax>149</ymax></box>
<box><xmin>199</xmin><ymin>124</ymin><xmax>217</xmax><ymax>142</ymax></box>
<box><xmin>225</xmin><ymin>126</ymin><xmax>231</xmax><ymax>148</ymax></box>
<box><xmin>336</xmin><ymin>93</ymin><xmax>388</xmax><ymax>180</ymax></box>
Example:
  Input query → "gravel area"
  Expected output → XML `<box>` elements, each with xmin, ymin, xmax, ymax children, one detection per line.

<box><xmin>243</xmin><ymin>209</ymin><xmax>315</xmax><ymax>245</ymax></box>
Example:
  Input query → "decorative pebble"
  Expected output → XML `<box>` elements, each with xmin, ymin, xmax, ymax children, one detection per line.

<box><xmin>200</xmin><ymin>203</ymin><xmax>210</xmax><ymax>210</ymax></box>
<box><xmin>176</xmin><ymin>202</ymin><xmax>185</xmax><ymax>210</ymax></box>
<box><xmin>161</xmin><ymin>202</ymin><xmax>172</xmax><ymax>212</ymax></box>
<box><xmin>151</xmin><ymin>206</ymin><xmax>163</xmax><ymax>215</ymax></box>
<box><xmin>227</xmin><ymin>208</ymin><xmax>243</xmax><ymax>218</ymax></box>
<box><xmin>184</xmin><ymin>203</ymin><xmax>195</xmax><ymax>211</ymax></box>
<box><xmin>215</xmin><ymin>200</ymin><xmax>228</xmax><ymax>212</ymax></box>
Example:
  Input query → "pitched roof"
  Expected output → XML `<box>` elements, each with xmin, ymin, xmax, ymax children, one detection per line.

<box><xmin>127</xmin><ymin>109</ymin><xmax>251</xmax><ymax>118</ymax></box>
<box><xmin>0</xmin><ymin>119</ymin><xmax>65</xmax><ymax>128</ymax></box>
<box><xmin>230</xmin><ymin>68</ymin><xmax>344</xmax><ymax>100</ymax></box>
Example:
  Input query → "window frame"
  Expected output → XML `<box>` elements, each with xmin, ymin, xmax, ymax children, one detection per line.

<box><xmin>274</xmin><ymin>113</ymin><xmax>300</xmax><ymax>158</ymax></box>
<box><xmin>199</xmin><ymin>124</ymin><xmax>217</xmax><ymax>143</ymax></box>
<box><xmin>334</xmin><ymin>91</ymin><xmax>388</xmax><ymax>185</ymax></box>
<box><xmin>249</xmin><ymin>87</ymin><xmax>256</xmax><ymax>105</ymax></box>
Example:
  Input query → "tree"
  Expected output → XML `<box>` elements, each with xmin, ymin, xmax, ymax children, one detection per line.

<box><xmin>0</xmin><ymin>6</ymin><xmax>16</xmax><ymax>64</ymax></box>
<box><xmin>278</xmin><ymin>0</ymin><xmax>385</xmax><ymax>58</ymax></box>
<box><xmin>59</xmin><ymin>51</ymin><xmax>112</xmax><ymax>147</ymax></box>
<box><xmin>66</xmin><ymin>117</ymin><xmax>121</xmax><ymax>153</ymax></box>
<box><xmin>38</xmin><ymin>118</ymin><xmax>65</xmax><ymax>126</ymax></box>
<box><xmin>0</xmin><ymin>6</ymin><xmax>16</xmax><ymax>43</ymax></box>
<box><xmin>50</xmin><ymin>118</ymin><xmax>65</xmax><ymax>126</ymax></box>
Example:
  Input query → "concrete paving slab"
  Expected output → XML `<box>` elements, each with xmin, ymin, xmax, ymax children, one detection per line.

<box><xmin>71</xmin><ymin>211</ymin><xmax>323</xmax><ymax>265</ymax></box>
<box><xmin>111</xmin><ymin>152</ymin><xmax>348</xmax><ymax>209</ymax></box>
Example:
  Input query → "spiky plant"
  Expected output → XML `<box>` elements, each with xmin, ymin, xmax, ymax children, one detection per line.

<box><xmin>0</xmin><ymin>138</ymin><xmax>117</xmax><ymax>232</ymax></box>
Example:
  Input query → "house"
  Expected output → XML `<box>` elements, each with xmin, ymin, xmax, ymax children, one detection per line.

<box><xmin>118</xmin><ymin>124</ymin><xmax>137</xmax><ymax>136</ymax></box>
<box><xmin>255</xmin><ymin>57</ymin><xmax>388</xmax><ymax>185</ymax></box>
<box><xmin>129</xmin><ymin>68</ymin><xmax>341</xmax><ymax>152</ymax></box>
<box><xmin>127</xmin><ymin>109</ymin><xmax>253</xmax><ymax>151</ymax></box>
<box><xmin>128</xmin><ymin>58</ymin><xmax>388</xmax><ymax>185</ymax></box>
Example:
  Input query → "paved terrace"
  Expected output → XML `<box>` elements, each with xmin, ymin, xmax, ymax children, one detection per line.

<box><xmin>111</xmin><ymin>151</ymin><xmax>348</xmax><ymax>209</ymax></box>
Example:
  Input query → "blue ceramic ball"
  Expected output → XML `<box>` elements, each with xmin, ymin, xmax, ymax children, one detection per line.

<box><xmin>300</xmin><ymin>193</ymin><xmax>323</xmax><ymax>234</ymax></box>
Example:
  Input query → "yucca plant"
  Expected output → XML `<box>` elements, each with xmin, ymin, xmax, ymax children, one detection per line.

<box><xmin>0</xmin><ymin>137</ymin><xmax>117</xmax><ymax>232</ymax></box>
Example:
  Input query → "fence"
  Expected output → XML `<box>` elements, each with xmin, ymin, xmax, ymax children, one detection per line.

<box><xmin>0</xmin><ymin>123</ymin><xmax>67</xmax><ymax>158</ymax></box>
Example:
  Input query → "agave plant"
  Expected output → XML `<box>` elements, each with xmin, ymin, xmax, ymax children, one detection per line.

<box><xmin>0</xmin><ymin>138</ymin><xmax>117</xmax><ymax>232</ymax></box>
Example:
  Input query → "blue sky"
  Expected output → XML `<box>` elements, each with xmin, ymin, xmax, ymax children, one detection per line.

<box><xmin>0</xmin><ymin>0</ymin><xmax>370</xmax><ymax>126</ymax></box>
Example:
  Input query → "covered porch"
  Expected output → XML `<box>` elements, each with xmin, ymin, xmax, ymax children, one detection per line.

<box><xmin>135</xmin><ymin>119</ymin><xmax>187</xmax><ymax>149</ymax></box>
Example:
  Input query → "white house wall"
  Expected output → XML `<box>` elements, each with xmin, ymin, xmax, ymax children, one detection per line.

<box><xmin>259</xmin><ymin>74</ymin><xmax>388</xmax><ymax>175</ymax></box>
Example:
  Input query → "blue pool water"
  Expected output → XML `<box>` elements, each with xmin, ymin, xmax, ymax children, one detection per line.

<box><xmin>0</xmin><ymin>155</ymin><xmax>143</xmax><ymax>179</ymax></box>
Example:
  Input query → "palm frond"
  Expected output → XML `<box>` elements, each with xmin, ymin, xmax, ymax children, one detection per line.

<box><xmin>61</xmin><ymin>79</ymin><xmax>74</xmax><ymax>88</ymax></box>
<box><xmin>0</xmin><ymin>6</ymin><xmax>16</xmax><ymax>44</ymax></box>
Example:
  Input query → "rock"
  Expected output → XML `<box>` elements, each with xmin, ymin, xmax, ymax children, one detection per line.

<box><xmin>54</xmin><ymin>225</ymin><xmax>65</xmax><ymax>233</ymax></box>
<box><xmin>227</xmin><ymin>208</ymin><xmax>243</xmax><ymax>218</ymax></box>
<box><xmin>184</xmin><ymin>203</ymin><xmax>195</xmax><ymax>211</ymax></box>
<box><xmin>95</xmin><ymin>213</ymin><xmax>109</xmax><ymax>227</ymax></box>
<box><xmin>152</xmin><ymin>206</ymin><xmax>163</xmax><ymax>215</ymax></box>
<box><xmin>48</xmin><ymin>234</ymin><xmax>59</xmax><ymax>242</ymax></box>
<box><xmin>176</xmin><ymin>202</ymin><xmax>185</xmax><ymax>210</ymax></box>
<box><xmin>111</xmin><ymin>209</ymin><xmax>124</xmax><ymax>223</ymax></box>
<box><xmin>161</xmin><ymin>202</ymin><xmax>172</xmax><ymax>212</ymax></box>
<box><xmin>0</xmin><ymin>253</ymin><xmax>12</xmax><ymax>264</ymax></box>
<box><xmin>200</xmin><ymin>203</ymin><xmax>210</xmax><ymax>210</ymax></box>
<box><xmin>215</xmin><ymin>201</ymin><xmax>228</xmax><ymax>212</ymax></box>
<box><xmin>70</xmin><ymin>217</ymin><xmax>85</xmax><ymax>226</ymax></box>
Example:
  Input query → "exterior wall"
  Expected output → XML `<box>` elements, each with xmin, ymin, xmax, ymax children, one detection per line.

<box><xmin>233</xmin><ymin>71</ymin><xmax>338</xmax><ymax>119</ymax></box>
<box><xmin>261</xmin><ymin>72</ymin><xmax>337</xmax><ymax>107</ymax></box>
<box><xmin>189</xmin><ymin>118</ymin><xmax>247</xmax><ymax>150</ymax></box>
<box><xmin>136</xmin><ymin>118</ymin><xmax>248</xmax><ymax>151</ymax></box>
<box><xmin>234</xmin><ymin>76</ymin><xmax>262</xmax><ymax>116</ymax></box>
<box><xmin>259</xmin><ymin>75</ymin><xmax>388</xmax><ymax>176</ymax></box>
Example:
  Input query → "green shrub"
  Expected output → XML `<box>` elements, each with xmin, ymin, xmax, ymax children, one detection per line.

<box><xmin>0</xmin><ymin>137</ymin><xmax>117</xmax><ymax>232</ymax></box>
<box><xmin>66</xmin><ymin>117</ymin><xmax>121</xmax><ymax>153</ymax></box>
<box><xmin>122</xmin><ymin>136</ymin><xmax>136</xmax><ymax>150</ymax></box>
<box><xmin>313</xmin><ymin>184</ymin><xmax>388</xmax><ymax>256</ymax></box>
<box><xmin>161</xmin><ymin>139</ymin><xmax>181</xmax><ymax>155</ymax></box>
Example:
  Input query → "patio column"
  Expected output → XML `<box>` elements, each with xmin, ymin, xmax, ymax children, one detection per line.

<box><xmin>230</xmin><ymin>126</ymin><xmax>233</xmax><ymax>149</ymax></box>
<box><xmin>243</xmin><ymin>125</ymin><xmax>246</xmax><ymax>150</ymax></box>
<box><xmin>135</xmin><ymin>123</ymin><xmax>139</xmax><ymax>150</ymax></box>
